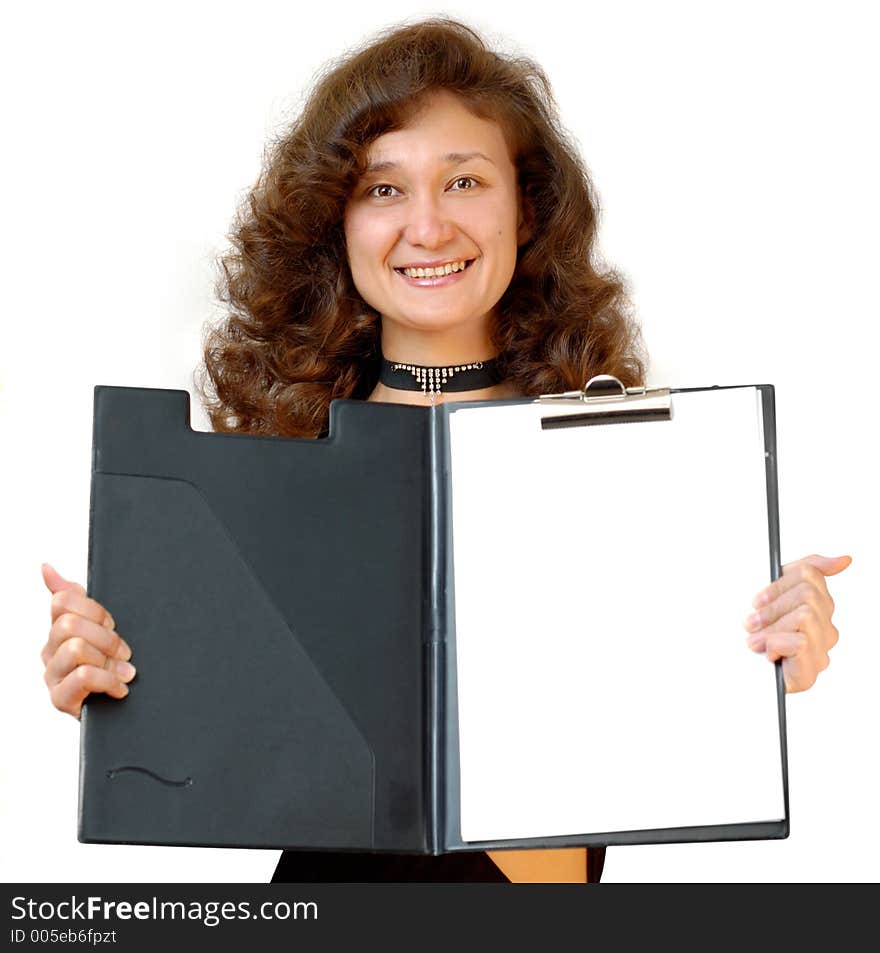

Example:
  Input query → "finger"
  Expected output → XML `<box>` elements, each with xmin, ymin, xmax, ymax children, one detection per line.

<box><xmin>744</xmin><ymin>580</ymin><xmax>830</xmax><ymax>634</ymax></box>
<box><xmin>768</xmin><ymin>630</ymin><xmax>828</xmax><ymax>693</ymax></box>
<box><xmin>782</xmin><ymin>554</ymin><xmax>852</xmax><ymax>577</ymax></box>
<box><xmin>762</xmin><ymin>629</ymin><xmax>811</xmax><ymax>663</ymax></box>
<box><xmin>757</xmin><ymin>604</ymin><xmax>838</xmax><ymax>656</ymax></box>
<box><xmin>751</xmin><ymin>630</ymin><xmax>826</xmax><ymax>693</ymax></box>
<box><xmin>746</xmin><ymin>601</ymin><xmax>823</xmax><ymax>651</ymax></box>
<box><xmin>41</xmin><ymin>563</ymin><xmax>86</xmax><ymax>597</ymax></box>
<box><xmin>783</xmin><ymin>659</ymin><xmax>820</xmax><ymax>694</ymax></box>
<box><xmin>753</xmin><ymin>560</ymin><xmax>836</xmax><ymax>610</ymax></box>
<box><xmin>50</xmin><ymin>588</ymin><xmax>115</xmax><ymax>629</ymax></box>
<box><xmin>49</xmin><ymin>665</ymin><xmax>131</xmax><ymax>719</ymax></box>
<box><xmin>43</xmin><ymin>613</ymin><xmax>132</xmax><ymax>668</ymax></box>
<box><xmin>44</xmin><ymin>636</ymin><xmax>136</xmax><ymax>690</ymax></box>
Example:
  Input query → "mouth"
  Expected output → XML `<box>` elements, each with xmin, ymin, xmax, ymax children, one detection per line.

<box><xmin>393</xmin><ymin>258</ymin><xmax>477</xmax><ymax>285</ymax></box>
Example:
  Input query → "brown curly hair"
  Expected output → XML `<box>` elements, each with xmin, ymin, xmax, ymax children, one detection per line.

<box><xmin>198</xmin><ymin>16</ymin><xmax>646</xmax><ymax>438</ymax></box>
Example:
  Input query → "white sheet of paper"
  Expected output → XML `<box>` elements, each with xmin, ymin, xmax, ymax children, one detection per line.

<box><xmin>448</xmin><ymin>387</ymin><xmax>786</xmax><ymax>841</ymax></box>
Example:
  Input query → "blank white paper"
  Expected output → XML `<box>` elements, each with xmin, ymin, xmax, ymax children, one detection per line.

<box><xmin>448</xmin><ymin>387</ymin><xmax>785</xmax><ymax>841</ymax></box>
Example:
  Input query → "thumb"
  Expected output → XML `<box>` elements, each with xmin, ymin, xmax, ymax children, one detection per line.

<box><xmin>800</xmin><ymin>554</ymin><xmax>853</xmax><ymax>577</ymax></box>
<box><xmin>41</xmin><ymin>563</ymin><xmax>86</xmax><ymax>596</ymax></box>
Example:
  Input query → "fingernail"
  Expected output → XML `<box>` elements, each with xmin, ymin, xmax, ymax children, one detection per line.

<box><xmin>119</xmin><ymin>684</ymin><xmax>129</xmax><ymax>697</ymax></box>
<box><xmin>114</xmin><ymin>661</ymin><xmax>136</xmax><ymax>682</ymax></box>
<box><xmin>744</xmin><ymin>612</ymin><xmax>762</xmax><ymax>631</ymax></box>
<box><xmin>753</xmin><ymin>591</ymin><xmax>769</xmax><ymax>608</ymax></box>
<box><xmin>104</xmin><ymin>613</ymin><xmax>116</xmax><ymax>630</ymax></box>
<box><xmin>115</xmin><ymin>640</ymin><xmax>132</xmax><ymax>662</ymax></box>
<box><xmin>746</xmin><ymin>633</ymin><xmax>763</xmax><ymax>649</ymax></box>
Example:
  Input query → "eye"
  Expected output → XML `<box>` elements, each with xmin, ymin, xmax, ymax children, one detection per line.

<box><xmin>449</xmin><ymin>176</ymin><xmax>478</xmax><ymax>191</ymax></box>
<box><xmin>368</xmin><ymin>184</ymin><xmax>400</xmax><ymax>198</ymax></box>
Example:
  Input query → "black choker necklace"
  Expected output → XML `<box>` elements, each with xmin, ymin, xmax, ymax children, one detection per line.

<box><xmin>380</xmin><ymin>356</ymin><xmax>503</xmax><ymax>396</ymax></box>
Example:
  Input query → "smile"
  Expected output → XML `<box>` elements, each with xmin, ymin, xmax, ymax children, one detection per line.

<box><xmin>393</xmin><ymin>258</ymin><xmax>477</xmax><ymax>286</ymax></box>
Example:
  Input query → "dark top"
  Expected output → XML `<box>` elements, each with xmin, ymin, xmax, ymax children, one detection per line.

<box><xmin>271</xmin><ymin>847</ymin><xmax>606</xmax><ymax>883</ymax></box>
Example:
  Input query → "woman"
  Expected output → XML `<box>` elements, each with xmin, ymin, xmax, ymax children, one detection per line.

<box><xmin>40</xmin><ymin>17</ymin><xmax>850</xmax><ymax>883</ymax></box>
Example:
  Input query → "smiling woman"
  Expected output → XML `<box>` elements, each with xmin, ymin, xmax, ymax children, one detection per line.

<box><xmin>197</xmin><ymin>17</ymin><xmax>646</xmax><ymax>436</ymax></box>
<box><xmin>38</xmin><ymin>14</ymin><xmax>851</xmax><ymax>887</ymax></box>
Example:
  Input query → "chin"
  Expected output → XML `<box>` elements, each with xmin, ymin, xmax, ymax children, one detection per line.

<box><xmin>389</xmin><ymin>305</ymin><xmax>490</xmax><ymax>330</ymax></box>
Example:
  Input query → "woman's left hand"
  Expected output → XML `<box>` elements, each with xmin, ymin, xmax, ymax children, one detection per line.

<box><xmin>744</xmin><ymin>553</ymin><xmax>852</xmax><ymax>693</ymax></box>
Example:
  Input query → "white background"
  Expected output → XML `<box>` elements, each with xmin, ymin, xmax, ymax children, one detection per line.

<box><xmin>1</xmin><ymin>0</ymin><xmax>876</xmax><ymax>883</ymax></box>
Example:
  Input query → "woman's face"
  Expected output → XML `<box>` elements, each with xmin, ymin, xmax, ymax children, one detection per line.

<box><xmin>343</xmin><ymin>91</ymin><xmax>526</xmax><ymax>340</ymax></box>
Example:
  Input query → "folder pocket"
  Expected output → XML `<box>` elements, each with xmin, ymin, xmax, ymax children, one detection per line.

<box><xmin>80</xmin><ymin>473</ymin><xmax>375</xmax><ymax>849</ymax></box>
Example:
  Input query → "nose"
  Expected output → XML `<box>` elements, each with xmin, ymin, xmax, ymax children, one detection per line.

<box><xmin>402</xmin><ymin>192</ymin><xmax>456</xmax><ymax>249</ymax></box>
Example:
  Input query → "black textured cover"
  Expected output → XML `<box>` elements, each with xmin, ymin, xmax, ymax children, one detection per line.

<box><xmin>80</xmin><ymin>386</ymin><xmax>431</xmax><ymax>851</ymax></box>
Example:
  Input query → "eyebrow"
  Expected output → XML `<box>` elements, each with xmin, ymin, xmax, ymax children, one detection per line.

<box><xmin>363</xmin><ymin>151</ymin><xmax>496</xmax><ymax>175</ymax></box>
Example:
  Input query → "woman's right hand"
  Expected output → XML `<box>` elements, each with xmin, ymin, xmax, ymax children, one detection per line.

<box><xmin>40</xmin><ymin>563</ymin><xmax>136</xmax><ymax>719</ymax></box>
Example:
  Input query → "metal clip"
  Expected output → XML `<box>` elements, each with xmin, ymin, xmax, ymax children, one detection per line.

<box><xmin>536</xmin><ymin>375</ymin><xmax>672</xmax><ymax>429</ymax></box>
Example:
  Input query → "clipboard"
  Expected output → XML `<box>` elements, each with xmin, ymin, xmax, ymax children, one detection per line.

<box><xmin>78</xmin><ymin>380</ymin><xmax>789</xmax><ymax>852</ymax></box>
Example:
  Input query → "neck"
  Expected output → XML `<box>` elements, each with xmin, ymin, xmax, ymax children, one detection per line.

<box><xmin>378</xmin><ymin>315</ymin><xmax>497</xmax><ymax>366</ymax></box>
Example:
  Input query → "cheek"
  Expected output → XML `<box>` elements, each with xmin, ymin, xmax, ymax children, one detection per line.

<box><xmin>476</xmin><ymin>196</ymin><xmax>520</xmax><ymax>267</ymax></box>
<box><xmin>342</xmin><ymin>217</ymin><xmax>393</xmax><ymax>312</ymax></box>
<box><xmin>483</xmin><ymin>186</ymin><xmax>519</xmax><ymax>232</ymax></box>
<box><xmin>344</xmin><ymin>213</ymin><xmax>394</xmax><ymax>279</ymax></box>
<box><xmin>343</xmin><ymin>214</ymin><xmax>365</xmax><ymax>271</ymax></box>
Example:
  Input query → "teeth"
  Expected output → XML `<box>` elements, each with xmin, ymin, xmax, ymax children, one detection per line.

<box><xmin>401</xmin><ymin>259</ymin><xmax>470</xmax><ymax>278</ymax></box>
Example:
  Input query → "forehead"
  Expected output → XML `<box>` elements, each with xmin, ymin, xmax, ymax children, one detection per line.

<box><xmin>364</xmin><ymin>91</ymin><xmax>513</xmax><ymax>166</ymax></box>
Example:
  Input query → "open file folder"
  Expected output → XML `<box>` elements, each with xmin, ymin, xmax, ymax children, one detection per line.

<box><xmin>79</xmin><ymin>380</ymin><xmax>788</xmax><ymax>852</ymax></box>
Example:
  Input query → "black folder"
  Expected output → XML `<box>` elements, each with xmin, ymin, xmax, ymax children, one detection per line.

<box><xmin>79</xmin><ymin>380</ymin><xmax>789</xmax><ymax>852</ymax></box>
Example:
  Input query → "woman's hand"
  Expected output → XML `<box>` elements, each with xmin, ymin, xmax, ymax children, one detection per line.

<box><xmin>40</xmin><ymin>563</ymin><xmax>136</xmax><ymax>719</ymax></box>
<box><xmin>744</xmin><ymin>553</ymin><xmax>852</xmax><ymax>693</ymax></box>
